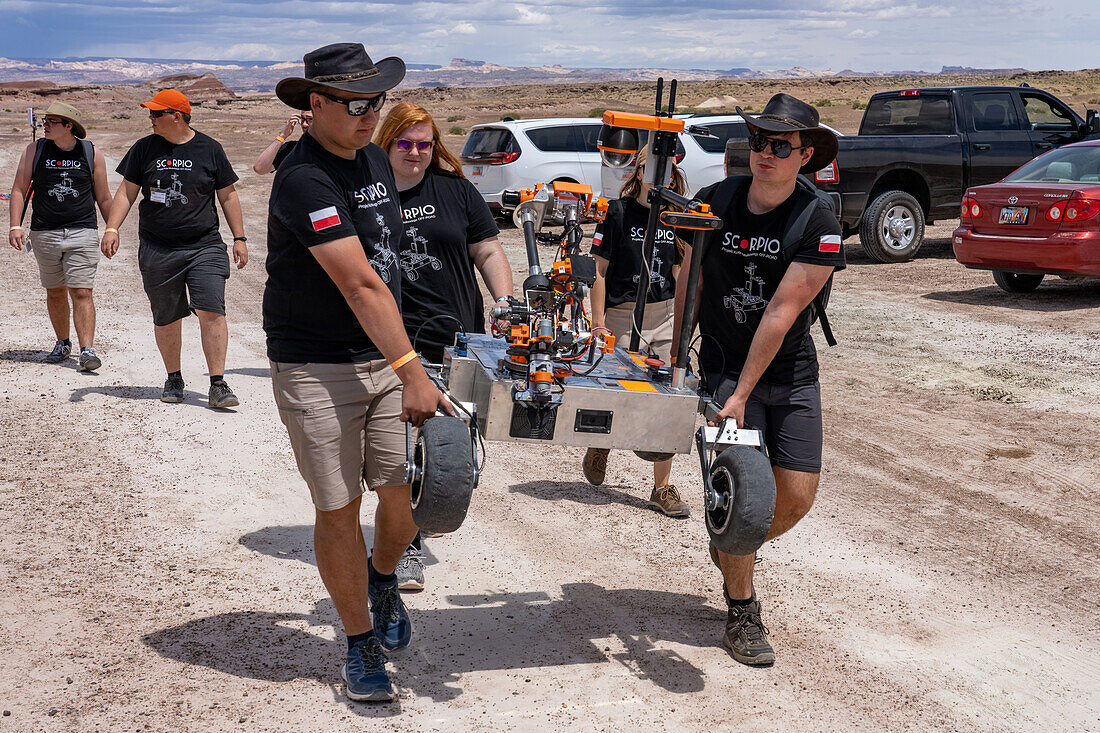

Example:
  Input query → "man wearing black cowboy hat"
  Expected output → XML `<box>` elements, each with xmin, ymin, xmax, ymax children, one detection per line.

<box><xmin>264</xmin><ymin>42</ymin><xmax>452</xmax><ymax>702</ymax></box>
<box><xmin>673</xmin><ymin>93</ymin><xmax>845</xmax><ymax>666</ymax></box>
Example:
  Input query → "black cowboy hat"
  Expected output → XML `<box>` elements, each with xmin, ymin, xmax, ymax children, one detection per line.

<box><xmin>276</xmin><ymin>43</ymin><xmax>406</xmax><ymax>111</ymax></box>
<box><xmin>735</xmin><ymin>93</ymin><xmax>838</xmax><ymax>174</ymax></box>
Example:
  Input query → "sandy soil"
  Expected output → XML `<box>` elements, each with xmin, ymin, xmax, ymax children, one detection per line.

<box><xmin>0</xmin><ymin>96</ymin><xmax>1098</xmax><ymax>732</ymax></box>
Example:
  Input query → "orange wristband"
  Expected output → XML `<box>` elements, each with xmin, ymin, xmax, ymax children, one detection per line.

<box><xmin>389</xmin><ymin>350</ymin><xmax>418</xmax><ymax>370</ymax></box>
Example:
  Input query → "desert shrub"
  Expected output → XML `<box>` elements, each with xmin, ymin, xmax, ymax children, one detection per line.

<box><xmin>448</xmin><ymin>126</ymin><xmax>465</xmax><ymax>135</ymax></box>
<box><xmin>500</xmin><ymin>113</ymin><xmax>521</xmax><ymax>121</ymax></box>
<box><xmin>851</xmin><ymin>101</ymin><xmax>868</xmax><ymax>110</ymax></box>
<box><xmin>821</xmin><ymin>117</ymin><xmax>835</xmax><ymax>123</ymax></box>
<box><xmin>814</xmin><ymin>99</ymin><xmax>833</xmax><ymax>107</ymax></box>
<box><xmin>588</xmin><ymin>108</ymin><xmax>608</xmax><ymax>117</ymax></box>
<box><xmin>446</xmin><ymin>114</ymin><xmax>465</xmax><ymax>122</ymax></box>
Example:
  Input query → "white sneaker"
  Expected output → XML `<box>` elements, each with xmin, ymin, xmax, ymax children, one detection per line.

<box><xmin>395</xmin><ymin>547</ymin><xmax>424</xmax><ymax>592</ymax></box>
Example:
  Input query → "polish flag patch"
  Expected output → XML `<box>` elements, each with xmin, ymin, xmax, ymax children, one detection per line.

<box><xmin>309</xmin><ymin>206</ymin><xmax>341</xmax><ymax>231</ymax></box>
<box><xmin>592</xmin><ymin>231</ymin><xmax>603</xmax><ymax>247</ymax></box>
<box><xmin>818</xmin><ymin>234</ymin><xmax>842</xmax><ymax>253</ymax></box>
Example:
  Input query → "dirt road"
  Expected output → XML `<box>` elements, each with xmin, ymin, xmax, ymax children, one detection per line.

<box><xmin>0</xmin><ymin>105</ymin><xmax>1098</xmax><ymax>732</ymax></box>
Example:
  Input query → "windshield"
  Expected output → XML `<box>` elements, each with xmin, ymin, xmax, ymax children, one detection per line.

<box><xmin>1005</xmin><ymin>145</ymin><xmax>1100</xmax><ymax>183</ymax></box>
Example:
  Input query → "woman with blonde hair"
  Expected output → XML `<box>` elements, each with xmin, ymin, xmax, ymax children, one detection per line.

<box><xmin>582</xmin><ymin>148</ymin><xmax>690</xmax><ymax>517</ymax></box>
<box><xmin>375</xmin><ymin>102</ymin><xmax>513</xmax><ymax>589</ymax></box>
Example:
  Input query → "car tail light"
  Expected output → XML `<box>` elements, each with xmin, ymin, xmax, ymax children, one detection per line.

<box><xmin>1045</xmin><ymin>202</ymin><xmax>1065</xmax><ymax>221</ymax></box>
<box><xmin>1063</xmin><ymin>198</ymin><xmax>1100</xmax><ymax>222</ymax></box>
<box><xmin>675</xmin><ymin>151</ymin><xmax>684</xmax><ymax>164</ymax></box>
<box><xmin>961</xmin><ymin>194</ymin><xmax>982</xmax><ymax>220</ymax></box>
<box><xmin>462</xmin><ymin>151</ymin><xmax>520</xmax><ymax>165</ymax></box>
<box><xmin>815</xmin><ymin>160</ymin><xmax>838</xmax><ymax>184</ymax></box>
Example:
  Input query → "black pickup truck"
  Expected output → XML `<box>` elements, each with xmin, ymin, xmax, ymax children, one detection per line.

<box><xmin>727</xmin><ymin>85</ymin><xmax>1100</xmax><ymax>261</ymax></box>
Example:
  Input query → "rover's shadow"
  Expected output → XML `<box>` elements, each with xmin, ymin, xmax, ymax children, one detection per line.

<box><xmin>143</xmin><ymin>583</ymin><xmax>719</xmax><ymax>706</ymax></box>
<box><xmin>509</xmin><ymin>479</ymin><xmax>651</xmax><ymax>512</ymax></box>
<box><xmin>923</xmin><ymin>279</ymin><xmax>1100</xmax><ymax>312</ymax></box>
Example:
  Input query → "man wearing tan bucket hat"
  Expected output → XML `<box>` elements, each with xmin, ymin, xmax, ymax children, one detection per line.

<box><xmin>264</xmin><ymin>42</ymin><xmax>452</xmax><ymax>703</ymax></box>
<box><xmin>101</xmin><ymin>88</ymin><xmax>247</xmax><ymax>409</ymax></box>
<box><xmin>8</xmin><ymin>101</ymin><xmax>113</xmax><ymax>371</ymax></box>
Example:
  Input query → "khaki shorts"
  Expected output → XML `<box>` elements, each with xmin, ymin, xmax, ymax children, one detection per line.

<box><xmin>603</xmin><ymin>299</ymin><xmax>675</xmax><ymax>363</ymax></box>
<box><xmin>271</xmin><ymin>359</ymin><xmax>407</xmax><ymax>511</ymax></box>
<box><xmin>29</xmin><ymin>228</ymin><xmax>100</xmax><ymax>290</ymax></box>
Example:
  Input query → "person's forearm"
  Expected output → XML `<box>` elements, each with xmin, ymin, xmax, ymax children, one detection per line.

<box><xmin>105</xmin><ymin>186</ymin><xmax>137</xmax><ymax>230</ymax></box>
<box><xmin>8</xmin><ymin>190</ymin><xmax>23</xmax><ymax>228</ymax></box>
<box><xmin>474</xmin><ymin>248</ymin><xmax>514</xmax><ymax>300</ymax></box>
<box><xmin>219</xmin><ymin>191</ymin><xmax>245</xmax><ymax>238</ymax></box>
<box><xmin>590</xmin><ymin>277</ymin><xmax>607</xmax><ymax>327</ymax></box>
<box><xmin>731</xmin><ymin>310</ymin><xmax>792</xmax><ymax>399</ymax></box>
<box><xmin>345</xmin><ymin>283</ymin><xmax>430</xmax><ymax>385</ymax></box>
<box><xmin>96</xmin><ymin>193</ymin><xmax>113</xmax><ymax>222</ymax></box>
<box><xmin>252</xmin><ymin>140</ymin><xmax>282</xmax><ymax>175</ymax></box>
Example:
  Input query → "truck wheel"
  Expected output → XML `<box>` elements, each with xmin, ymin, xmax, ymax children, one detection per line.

<box><xmin>410</xmin><ymin>416</ymin><xmax>476</xmax><ymax>535</ymax></box>
<box><xmin>705</xmin><ymin>446</ymin><xmax>775</xmax><ymax>556</ymax></box>
<box><xmin>859</xmin><ymin>190</ymin><xmax>925</xmax><ymax>262</ymax></box>
<box><xmin>992</xmin><ymin>270</ymin><xmax>1044</xmax><ymax>293</ymax></box>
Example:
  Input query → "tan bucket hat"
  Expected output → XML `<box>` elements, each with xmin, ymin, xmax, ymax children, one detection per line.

<box><xmin>41</xmin><ymin>101</ymin><xmax>86</xmax><ymax>139</ymax></box>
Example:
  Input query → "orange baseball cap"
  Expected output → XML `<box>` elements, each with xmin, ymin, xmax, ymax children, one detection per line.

<box><xmin>141</xmin><ymin>88</ymin><xmax>191</xmax><ymax>114</ymax></box>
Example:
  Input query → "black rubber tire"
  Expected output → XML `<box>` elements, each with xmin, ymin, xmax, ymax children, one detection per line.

<box><xmin>705</xmin><ymin>446</ymin><xmax>776</xmax><ymax>556</ymax></box>
<box><xmin>859</xmin><ymin>190</ymin><xmax>926</xmax><ymax>262</ymax></box>
<box><xmin>410</xmin><ymin>416</ymin><xmax>476</xmax><ymax>535</ymax></box>
<box><xmin>992</xmin><ymin>270</ymin><xmax>1044</xmax><ymax>293</ymax></box>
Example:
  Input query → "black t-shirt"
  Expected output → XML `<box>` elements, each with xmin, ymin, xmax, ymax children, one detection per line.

<box><xmin>590</xmin><ymin>197</ymin><xmax>678</xmax><ymax>307</ymax></box>
<box><xmin>264</xmin><ymin>134</ymin><xmax>403</xmax><ymax>363</ymax></box>
<box><xmin>272</xmin><ymin>139</ymin><xmax>297</xmax><ymax>170</ymax></box>
<box><xmin>398</xmin><ymin>168</ymin><xmax>499</xmax><ymax>362</ymax></box>
<box><xmin>696</xmin><ymin>180</ymin><xmax>845</xmax><ymax>385</ymax></box>
<box><xmin>30</xmin><ymin>139</ymin><xmax>97</xmax><ymax>231</ymax></box>
<box><xmin>117</xmin><ymin>130</ymin><xmax>238</xmax><ymax>249</ymax></box>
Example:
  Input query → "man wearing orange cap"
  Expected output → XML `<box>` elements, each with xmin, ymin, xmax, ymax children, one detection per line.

<box><xmin>102</xmin><ymin>89</ymin><xmax>248</xmax><ymax>408</ymax></box>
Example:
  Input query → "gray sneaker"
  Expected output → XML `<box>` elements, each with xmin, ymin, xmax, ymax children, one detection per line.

<box><xmin>161</xmin><ymin>375</ymin><xmax>185</xmax><ymax>403</ymax></box>
<box><xmin>78</xmin><ymin>346</ymin><xmax>101</xmax><ymax>372</ymax></box>
<box><xmin>208</xmin><ymin>381</ymin><xmax>239</xmax><ymax>408</ymax></box>
<box><xmin>723</xmin><ymin>598</ymin><xmax>775</xmax><ymax>666</ymax></box>
<box><xmin>396</xmin><ymin>547</ymin><xmax>425</xmax><ymax>592</ymax></box>
<box><xmin>45</xmin><ymin>340</ymin><xmax>72</xmax><ymax>363</ymax></box>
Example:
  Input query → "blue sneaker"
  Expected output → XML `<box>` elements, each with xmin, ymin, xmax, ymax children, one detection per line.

<box><xmin>342</xmin><ymin>636</ymin><xmax>394</xmax><ymax>702</ymax></box>
<box><xmin>369</xmin><ymin>574</ymin><xmax>413</xmax><ymax>652</ymax></box>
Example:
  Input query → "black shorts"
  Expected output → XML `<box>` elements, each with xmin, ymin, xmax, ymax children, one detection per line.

<box><xmin>137</xmin><ymin>239</ymin><xmax>229</xmax><ymax>327</ymax></box>
<box><xmin>707</xmin><ymin>373</ymin><xmax>823</xmax><ymax>474</ymax></box>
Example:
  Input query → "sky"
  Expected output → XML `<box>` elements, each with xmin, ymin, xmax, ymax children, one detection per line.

<box><xmin>0</xmin><ymin>0</ymin><xmax>1096</xmax><ymax>73</ymax></box>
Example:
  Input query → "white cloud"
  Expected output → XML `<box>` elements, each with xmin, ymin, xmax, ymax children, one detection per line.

<box><xmin>515</xmin><ymin>5</ymin><xmax>550</xmax><ymax>24</ymax></box>
<box><xmin>453</xmin><ymin>21</ymin><xmax>477</xmax><ymax>34</ymax></box>
<box><xmin>847</xmin><ymin>29</ymin><xmax>878</xmax><ymax>39</ymax></box>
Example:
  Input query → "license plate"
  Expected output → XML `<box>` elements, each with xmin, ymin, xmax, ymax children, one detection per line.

<box><xmin>999</xmin><ymin>206</ymin><xmax>1028</xmax><ymax>225</ymax></box>
<box><xmin>471</xmin><ymin>166</ymin><xmax>483</xmax><ymax>177</ymax></box>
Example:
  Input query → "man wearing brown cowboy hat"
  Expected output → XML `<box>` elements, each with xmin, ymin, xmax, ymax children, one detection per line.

<box><xmin>264</xmin><ymin>42</ymin><xmax>452</xmax><ymax>702</ymax></box>
<box><xmin>8</xmin><ymin>101</ymin><xmax>113</xmax><ymax>371</ymax></box>
<box><xmin>673</xmin><ymin>93</ymin><xmax>844</xmax><ymax>666</ymax></box>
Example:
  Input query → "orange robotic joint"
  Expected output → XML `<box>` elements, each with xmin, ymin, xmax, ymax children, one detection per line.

<box><xmin>601</xmin><ymin>111</ymin><xmax>685</xmax><ymax>133</ymax></box>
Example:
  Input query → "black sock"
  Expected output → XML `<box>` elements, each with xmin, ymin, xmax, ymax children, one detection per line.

<box><xmin>61</xmin><ymin>338</ymin><xmax>71</xmax><ymax>346</ymax></box>
<box><xmin>167</xmin><ymin>370</ymin><xmax>182</xmax><ymax>381</ymax></box>
<box><xmin>347</xmin><ymin>630</ymin><xmax>373</xmax><ymax>650</ymax></box>
<box><xmin>368</xmin><ymin>555</ymin><xmax>396</xmax><ymax>585</ymax></box>
<box><xmin>210</xmin><ymin>375</ymin><xmax>225</xmax><ymax>385</ymax></box>
<box><xmin>728</xmin><ymin>594</ymin><xmax>756</xmax><ymax>609</ymax></box>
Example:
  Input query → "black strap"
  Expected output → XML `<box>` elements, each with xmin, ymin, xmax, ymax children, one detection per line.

<box><xmin>779</xmin><ymin>190</ymin><xmax>838</xmax><ymax>347</ymax></box>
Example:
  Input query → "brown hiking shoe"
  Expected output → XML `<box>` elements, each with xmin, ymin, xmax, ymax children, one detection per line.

<box><xmin>723</xmin><ymin>598</ymin><xmax>775</xmax><ymax>666</ymax></box>
<box><xmin>583</xmin><ymin>447</ymin><xmax>609</xmax><ymax>485</ymax></box>
<box><xmin>648</xmin><ymin>484</ymin><xmax>689</xmax><ymax>517</ymax></box>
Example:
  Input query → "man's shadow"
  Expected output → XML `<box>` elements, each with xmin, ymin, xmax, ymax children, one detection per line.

<box><xmin>144</xmin><ymin>524</ymin><xmax>721</xmax><ymax>705</ymax></box>
<box><xmin>509</xmin><ymin>479</ymin><xmax>651</xmax><ymax>512</ymax></box>
<box><xmin>69</xmin><ymin>385</ymin><xmax>215</xmax><ymax>405</ymax></box>
<box><xmin>238</xmin><ymin>524</ymin><xmax>440</xmax><ymax>569</ymax></box>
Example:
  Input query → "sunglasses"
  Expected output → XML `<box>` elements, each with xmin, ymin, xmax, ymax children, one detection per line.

<box><xmin>747</xmin><ymin>132</ymin><xmax>810</xmax><ymax>159</ymax></box>
<box><xmin>394</xmin><ymin>138</ymin><xmax>433</xmax><ymax>153</ymax></box>
<box><xmin>148</xmin><ymin>109</ymin><xmax>176</xmax><ymax>118</ymax></box>
<box><xmin>317</xmin><ymin>90</ymin><xmax>386</xmax><ymax>116</ymax></box>
<box><xmin>42</xmin><ymin>117</ymin><xmax>67</xmax><ymax>125</ymax></box>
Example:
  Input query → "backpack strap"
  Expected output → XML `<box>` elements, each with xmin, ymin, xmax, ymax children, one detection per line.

<box><xmin>779</xmin><ymin>191</ymin><xmax>838</xmax><ymax>347</ymax></box>
<box><xmin>706</xmin><ymin>174</ymin><xmax>751</xmax><ymax>229</ymax></box>
<box><xmin>80</xmin><ymin>139</ymin><xmax>95</xmax><ymax>174</ymax></box>
<box><xmin>19</xmin><ymin>138</ymin><xmax>47</xmax><ymax>226</ymax></box>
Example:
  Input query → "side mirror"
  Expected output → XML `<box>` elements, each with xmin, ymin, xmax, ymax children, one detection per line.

<box><xmin>1085</xmin><ymin>109</ymin><xmax>1099</xmax><ymax>136</ymax></box>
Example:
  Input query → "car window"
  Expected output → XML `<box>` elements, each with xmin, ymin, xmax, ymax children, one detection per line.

<box><xmin>971</xmin><ymin>93</ymin><xmax>1022</xmax><ymax>131</ymax></box>
<box><xmin>526</xmin><ymin>126</ymin><xmax>580</xmax><ymax>152</ymax></box>
<box><xmin>1005</xmin><ymin>145</ymin><xmax>1100</xmax><ymax>183</ymax></box>
<box><xmin>461</xmin><ymin>128</ymin><xmax>517</xmax><ymax>156</ymax></box>
<box><xmin>1021</xmin><ymin>94</ymin><xmax>1076</xmax><ymax>131</ymax></box>
<box><xmin>860</xmin><ymin>95</ymin><xmax>954</xmax><ymax>134</ymax></box>
<box><xmin>575</xmin><ymin>124</ymin><xmax>602</xmax><ymax>153</ymax></box>
<box><xmin>692</xmin><ymin>122</ymin><xmax>749</xmax><ymax>153</ymax></box>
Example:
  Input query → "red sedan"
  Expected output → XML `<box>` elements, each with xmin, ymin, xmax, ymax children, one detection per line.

<box><xmin>953</xmin><ymin>139</ymin><xmax>1100</xmax><ymax>292</ymax></box>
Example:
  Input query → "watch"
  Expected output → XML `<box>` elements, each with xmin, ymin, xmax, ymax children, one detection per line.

<box><xmin>233</xmin><ymin>236</ymin><xmax>247</xmax><ymax>242</ymax></box>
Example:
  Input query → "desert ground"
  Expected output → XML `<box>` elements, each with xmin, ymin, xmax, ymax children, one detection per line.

<box><xmin>0</xmin><ymin>77</ymin><xmax>1098</xmax><ymax>731</ymax></box>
